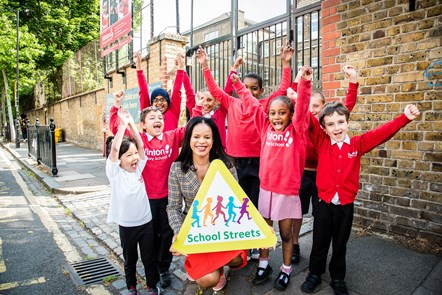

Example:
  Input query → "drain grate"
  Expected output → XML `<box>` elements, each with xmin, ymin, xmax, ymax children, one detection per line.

<box><xmin>66</xmin><ymin>257</ymin><xmax>122</xmax><ymax>286</ymax></box>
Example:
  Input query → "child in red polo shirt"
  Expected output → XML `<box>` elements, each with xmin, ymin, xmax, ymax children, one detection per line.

<box><xmin>301</xmin><ymin>102</ymin><xmax>420</xmax><ymax>295</ymax></box>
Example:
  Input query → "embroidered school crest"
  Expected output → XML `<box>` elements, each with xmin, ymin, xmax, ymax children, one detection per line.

<box><xmin>348</xmin><ymin>151</ymin><xmax>358</xmax><ymax>158</ymax></box>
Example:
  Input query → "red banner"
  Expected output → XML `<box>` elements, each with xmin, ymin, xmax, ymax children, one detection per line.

<box><xmin>100</xmin><ymin>0</ymin><xmax>132</xmax><ymax>51</ymax></box>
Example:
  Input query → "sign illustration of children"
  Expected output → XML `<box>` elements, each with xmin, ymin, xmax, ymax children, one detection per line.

<box><xmin>191</xmin><ymin>200</ymin><xmax>201</xmax><ymax>228</ymax></box>
<box><xmin>201</xmin><ymin>197</ymin><xmax>214</xmax><ymax>226</ymax></box>
<box><xmin>237</xmin><ymin>198</ymin><xmax>252</xmax><ymax>224</ymax></box>
<box><xmin>212</xmin><ymin>195</ymin><xmax>227</xmax><ymax>224</ymax></box>
<box><xmin>225</xmin><ymin>196</ymin><xmax>241</xmax><ymax>226</ymax></box>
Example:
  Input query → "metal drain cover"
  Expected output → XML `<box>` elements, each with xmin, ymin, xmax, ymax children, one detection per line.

<box><xmin>66</xmin><ymin>257</ymin><xmax>122</xmax><ymax>285</ymax></box>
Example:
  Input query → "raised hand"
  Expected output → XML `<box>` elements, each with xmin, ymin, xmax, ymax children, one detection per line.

<box><xmin>230</xmin><ymin>73</ymin><xmax>240</xmax><ymax>84</ymax></box>
<box><xmin>231</xmin><ymin>56</ymin><xmax>244</xmax><ymax>72</ymax></box>
<box><xmin>300</xmin><ymin>65</ymin><xmax>313</xmax><ymax>81</ymax></box>
<box><xmin>117</xmin><ymin>108</ymin><xmax>132</xmax><ymax>127</ymax></box>
<box><xmin>280</xmin><ymin>40</ymin><xmax>294</xmax><ymax>66</ymax></box>
<box><xmin>133</xmin><ymin>52</ymin><xmax>142</xmax><ymax>70</ymax></box>
<box><xmin>287</xmin><ymin>87</ymin><xmax>297</xmax><ymax>102</ymax></box>
<box><xmin>113</xmin><ymin>90</ymin><xmax>125</xmax><ymax>108</ymax></box>
<box><xmin>404</xmin><ymin>104</ymin><xmax>420</xmax><ymax>120</ymax></box>
<box><xmin>176</xmin><ymin>52</ymin><xmax>185</xmax><ymax>70</ymax></box>
<box><xmin>343</xmin><ymin>65</ymin><xmax>357</xmax><ymax>83</ymax></box>
<box><xmin>195</xmin><ymin>92</ymin><xmax>204</xmax><ymax>107</ymax></box>
<box><xmin>195</xmin><ymin>46</ymin><xmax>208</xmax><ymax>68</ymax></box>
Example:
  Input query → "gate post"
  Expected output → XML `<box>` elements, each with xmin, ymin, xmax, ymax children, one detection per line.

<box><xmin>35</xmin><ymin>118</ymin><xmax>41</xmax><ymax>164</ymax></box>
<box><xmin>49</xmin><ymin>118</ymin><xmax>58</xmax><ymax>176</ymax></box>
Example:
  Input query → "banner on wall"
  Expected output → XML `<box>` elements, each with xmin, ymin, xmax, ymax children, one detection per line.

<box><xmin>100</xmin><ymin>0</ymin><xmax>132</xmax><ymax>51</ymax></box>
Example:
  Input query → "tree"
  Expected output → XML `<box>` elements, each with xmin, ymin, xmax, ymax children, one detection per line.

<box><xmin>0</xmin><ymin>2</ymin><xmax>43</xmax><ymax>140</ymax></box>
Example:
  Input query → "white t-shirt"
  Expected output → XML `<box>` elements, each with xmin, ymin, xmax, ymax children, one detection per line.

<box><xmin>106</xmin><ymin>157</ymin><xmax>152</xmax><ymax>227</ymax></box>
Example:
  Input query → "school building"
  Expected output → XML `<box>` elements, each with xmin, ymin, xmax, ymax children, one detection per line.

<box><xmin>26</xmin><ymin>1</ymin><xmax>441</xmax><ymax>248</ymax></box>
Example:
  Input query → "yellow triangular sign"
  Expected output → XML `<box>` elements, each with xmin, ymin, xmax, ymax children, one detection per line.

<box><xmin>172</xmin><ymin>159</ymin><xmax>277</xmax><ymax>254</ymax></box>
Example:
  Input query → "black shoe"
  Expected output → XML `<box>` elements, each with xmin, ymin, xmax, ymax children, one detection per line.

<box><xmin>252</xmin><ymin>265</ymin><xmax>273</xmax><ymax>285</ymax></box>
<box><xmin>273</xmin><ymin>271</ymin><xmax>290</xmax><ymax>291</ymax></box>
<box><xmin>291</xmin><ymin>244</ymin><xmax>300</xmax><ymax>264</ymax></box>
<box><xmin>330</xmin><ymin>279</ymin><xmax>348</xmax><ymax>295</ymax></box>
<box><xmin>300</xmin><ymin>273</ymin><xmax>322</xmax><ymax>293</ymax></box>
<box><xmin>159</xmin><ymin>271</ymin><xmax>171</xmax><ymax>288</ymax></box>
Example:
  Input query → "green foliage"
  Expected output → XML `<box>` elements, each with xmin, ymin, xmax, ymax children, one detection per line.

<box><xmin>1</xmin><ymin>0</ymin><xmax>101</xmax><ymax>108</ymax></box>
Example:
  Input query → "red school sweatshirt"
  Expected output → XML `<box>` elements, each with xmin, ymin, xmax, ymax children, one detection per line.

<box><xmin>140</xmin><ymin>127</ymin><xmax>185</xmax><ymax>199</ymax></box>
<box><xmin>203</xmin><ymin>67</ymin><xmax>291</xmax><ymax>158</ymax></box>
<box><xmin>233</xmin><ymin>77</ymin><xmax>312</xmax><ymax>195</ymax></box>
<box><xmin>309</xmin><ymin>112</ymin><xmax>411</xmax><ymax>205</ymax></box>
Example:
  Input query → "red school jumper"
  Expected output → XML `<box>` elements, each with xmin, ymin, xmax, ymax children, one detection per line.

<box><xmin>203</xmin><ymin>67</ymin><xmax>292</xmax><ymax>158</ymax></box>
<box><xmin>309</xmin><ymin>113</ymin><xmax>412</xmax><ymax>204</ymax></box>
<box><xmin>233</xmin><ymin>77</ymin><xmax>312</xmax><ymax>195</ymax></box>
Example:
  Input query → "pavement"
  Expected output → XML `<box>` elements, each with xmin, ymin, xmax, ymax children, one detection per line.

<box><xmin>1</xmin><ymin>139</ymin><xmax>441</xmax><ymax>295</ymax></box>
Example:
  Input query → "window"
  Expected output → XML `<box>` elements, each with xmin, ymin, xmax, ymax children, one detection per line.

<box><xmin>204</xmin><ymin>30</ymin><xmax>219</xmax><ymax>41</ymax></box>
<box><xmin>311</xmin><ymin>12</ymin><xmax>318</xmax><ymax>40</ymax></box>
<box><xmin>297</xmin><ymin>17</ymin><xmax>303</xmax><ymax>43</ymax></box>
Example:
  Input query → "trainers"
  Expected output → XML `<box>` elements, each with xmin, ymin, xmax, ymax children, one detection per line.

<box><xmin>159</xmin><ymin>271</ymin><xmax>171</xmax><ymax>288</ymax></box>
<box><xmin>300</xmin><ymin>273</ymin><xmax>322</xmax><ymax>293</ymax></box>
<box><xmin>291</xmin><ymin>244</ymin><xmax>300</xmax><ymax>264</ymax></box>
<box><xmin>273</xmin><ymin>271</ymin><xmax>290</xmax><ymax>291</ymax></box>
<box><xmin>252</xmin><ymin>265</ymin><xmax>273</xmax><ymax>285</ymax></box>
<box><xmin>250</xmin><ymin>248</ymin><xmax>260</xmax><ymax>260</ymax></box>
<box><xmin>146</xmin><ymin>286</ymin><xmax>160</xmax><ymax>295</ymax></box>
<box><xmin>212</xmin><ymin>270</ymin><xmax>226</xmax><ymax>291</ymax></box>
<box><xmin>330</xmin><ymin>279</ymin><xmax>348</xmax><ymax>295</ymax></box>
<box><xmin>128</xmin><ymin>286</ymin><xmax>138</xmax><ymax>295</ymax></box>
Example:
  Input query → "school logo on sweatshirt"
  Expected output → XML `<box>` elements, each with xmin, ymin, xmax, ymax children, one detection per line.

<box><xmin>145</xmin><ymin>144</ymin><xmax>173</xmax><ymax>161</ymax></box>
<box><xmin>265</xmin><ymin>131</ymin><xmax>293</xmax><ymax>148</ymax></box>
<box><xmin>347</xmin><ymin>151</ymin><xmax>358</xmax><ymax>158</ymax></box>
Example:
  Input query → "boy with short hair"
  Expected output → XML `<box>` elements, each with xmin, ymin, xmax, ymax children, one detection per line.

<box><xmin>301</xmin><ymin>102</ymin><xmax>420</xmax><ymax>295</ymax></box>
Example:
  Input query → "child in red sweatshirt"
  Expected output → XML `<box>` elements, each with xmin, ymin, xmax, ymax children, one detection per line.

<box><xmin>301</xmin><ymin>102</ymin><xmax>420</xmax><ymax>295</ymax></box>
<box><xmin>231</xmin><ymin>65</ymin><xmax>313</xmax><ymax>291</ymax></box>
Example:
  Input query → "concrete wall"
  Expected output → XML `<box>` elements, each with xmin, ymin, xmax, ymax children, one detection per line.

<box><xmin>321</xmin><ymin>0</ymin><xmax>441</xmax><ymax>245</ymax></box>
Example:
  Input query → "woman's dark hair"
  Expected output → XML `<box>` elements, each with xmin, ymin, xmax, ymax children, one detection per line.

<box><xmin>176</xmin><ymin>117</ymin><xmax>233</xmax><ymax>172</ymax></box>
<box><xmin>118</xmin><ymin>137</ymin><xmax>137</xmax><ymax>159</ymax></box>
<box><xmin>244</xmin><ymin>73</ymin><xmax>263</xmax><ymax>89</ymax></box>
<box><xmin>319</xmin><ymin>101</ymin><xmax>350</xmax><ymax>127</ymax></box>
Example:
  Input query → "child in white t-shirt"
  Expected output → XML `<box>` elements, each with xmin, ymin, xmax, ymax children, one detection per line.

<box><xmin>106</xmin><ymin>102</ymin><xmax>159</xmax><ymax>295</ymax></box>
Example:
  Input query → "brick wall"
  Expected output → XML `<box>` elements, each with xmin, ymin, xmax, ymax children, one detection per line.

<box><xmin>321</xmin><ymin>0</ymin><xmax>441</xmax><ymax>245</ymax></box>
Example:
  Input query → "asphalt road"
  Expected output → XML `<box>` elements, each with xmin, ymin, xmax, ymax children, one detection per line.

<box><xmin>0</xmin><ymin>147</ymin><xmax>87</xmax><ymax>295</ymax></box>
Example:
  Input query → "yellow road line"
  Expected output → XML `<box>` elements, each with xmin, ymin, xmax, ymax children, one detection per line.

<box><xmin>0</xmin><ymin>277</ymin><xmax>46</xmax><ymax>291</ymax></box>
<box><xmin>0</xmin><ymin>238</ymin><xmax>4</xmax><ymax>273</ymax></box>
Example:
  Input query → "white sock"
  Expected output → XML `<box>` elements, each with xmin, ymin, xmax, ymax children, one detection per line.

<box><xmin>258</xmin><ymin>259</ymin><xmax>269</xmax><ymax>275</ymax></box>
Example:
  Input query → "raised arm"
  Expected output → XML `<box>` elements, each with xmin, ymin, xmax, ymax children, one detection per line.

<box><xmin>360</xmin><ymin>104</ymin><xmax>420</xmax><ymax>154</ymax></box>
<box><xmin>196</xmin><ymin>47</ymin><xmax>235</xmax><ymax>109</ymax></box>
<box><xmin>192</xmin><ymin>92</ymin><xmax>204</xmax><ymax>117</ymax></box>
<box><xmin>109</xmin><ymin>90</ymin><xmax>132</xmax><ymax>136</ymax></box>
<box><xmin>293</xmin><ymin>66</ymin><xmax>313</xmax><ymax>140</ymax></box>
<box><xmin>109</xmin><ymin>108</ymin><xmax>130</xmax><ymax>162</ymax></box>
<box><xmin>260</xmin><ymin>40</ymin><xmax>293</xmax><ymax>109</ymax></box>
<box><xmin>343</xmin><ymin>65</ymin><xmax>358</xmax><ymax>112</ymax></box>
<box><xmin>224</xmin><ymin>56</ymin><xmax>243</xmax><ymax>95</ymax></box>
<box><xmin>183</xmin><ymin>71</ymin><xmax>196</xmax><ymax>112</ymax></box>
<box><xmin>168</xmin><ymin>53</ymin><xmax>186</xmax><ymax>118</ymax></box>
<box><xmin>134</xmin><ymin>52</ymin><xmax>151</xmax><ymax>111</ymax></box>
